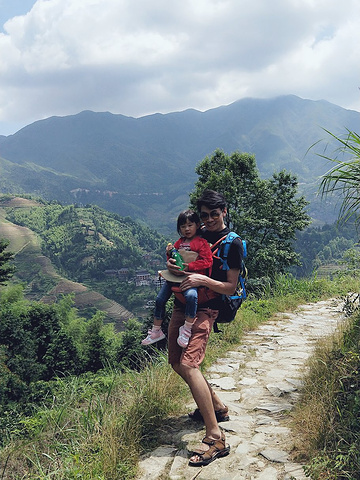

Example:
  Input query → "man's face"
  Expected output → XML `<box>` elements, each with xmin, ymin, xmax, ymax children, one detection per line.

<box><xmin>199</xmin><ymin>206</ymin><xmax>226</xmax><ymax>232</ymax></box>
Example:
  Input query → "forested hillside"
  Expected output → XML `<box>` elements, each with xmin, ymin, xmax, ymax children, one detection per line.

<box><xmin>1</xmin><ymin>196</ymin><xmax>169</xmax><ymax>317</ymax></box>
<box><xmin>1</xmin><ymin>123</ymin><xmax>359</xmax><ymax>478</ymax></box>
<box><xmin>294</xmin><ymin>221</ymin><xmax>359</xmax><ymax>277</ymax></box>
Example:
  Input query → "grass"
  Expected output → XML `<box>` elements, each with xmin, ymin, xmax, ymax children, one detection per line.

<box><xmin>1</xmin><ymin>273</ymin><xmax>359</xmax><ymax>479</ymax></box>
<box><xmin>0</xmin><ymin>358</ymin><xmax>187</xmax><ymax>479</ymax></box>
<box><xmin>291</xmin><ymin>305</ymin><xmax>360</xmax><ymax>480</ymax></box>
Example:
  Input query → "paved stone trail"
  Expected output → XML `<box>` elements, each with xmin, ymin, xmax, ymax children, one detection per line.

<box><xmin>136</xmin><ymin>298</ymin><xmax>344</xmax><ymax>480</ymax></box>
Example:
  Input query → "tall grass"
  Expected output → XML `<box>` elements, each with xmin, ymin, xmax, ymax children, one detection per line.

<box><xmin>0</xmin><ymin>356</ymin><xmax>187</xmax><ymax>479</ymax></box>
<box><xmin>292</xmin><ymin>304</ymin><xmax>360</xmax><ymax>480</ymax></box>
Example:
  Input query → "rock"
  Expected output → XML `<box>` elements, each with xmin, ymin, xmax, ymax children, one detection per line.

<box><xmin>208</xmin><ymin>376</ymin><xmax>236</xmax><ymax>390</ymax></box>
<box><xmin>254</xmin><ymin>466</ymin><xmax>279</xmax><ymax>479</ymax></box>
<box><xmin>239</xmin><ymin>377</ymin><xmax>258</xmax><ymax>385</ymax></box>
<box><xmin>255</xmin><ymin>402</ymin><xmax>293</xmax><ymax>413</ymax></box>
<box><xmin>259</xmin><ymin>448</ymin><xmax>289</xmax><ymax>463</ymax></box>
<box><xmin>137</xmin><ymin>445</ymin><xmax>177</xmax><ymax>479</ymax></box>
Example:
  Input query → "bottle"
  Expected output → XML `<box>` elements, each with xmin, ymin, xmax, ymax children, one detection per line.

<box><xmin>168</xmin><ymin>244</ymin><xmax>185</xmax><ymax>270</ymax></box>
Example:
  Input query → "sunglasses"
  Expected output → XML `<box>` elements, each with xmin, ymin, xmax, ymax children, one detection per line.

<box><xmin>199</xmin><ymin>210</ymin><xmax>222</xmax><ymax>220</ymax></box>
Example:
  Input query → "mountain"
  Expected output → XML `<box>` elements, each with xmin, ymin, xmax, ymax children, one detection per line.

<box><xmin>0</xmin><ymin>95</ymin><xmax>359</xmax><ymax>232</ymax></box>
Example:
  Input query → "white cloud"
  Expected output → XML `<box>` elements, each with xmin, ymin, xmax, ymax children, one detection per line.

<box><xmin>0</xmin><ymin>0</ymin><xmax>359</xmax><ymax>135</ymax></box>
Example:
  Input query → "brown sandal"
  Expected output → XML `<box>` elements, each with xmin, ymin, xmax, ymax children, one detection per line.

<box><xmin>188</xmin><ymin>405</ymin><xmax>229</xmax><ymax>422</ymax></box>
<box><xmin>188</xmin><ymin>433</ymin><xmax>230</xmax><ymax>466</ymax></box>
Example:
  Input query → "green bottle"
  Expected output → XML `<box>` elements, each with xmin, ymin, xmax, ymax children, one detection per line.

<box><xmin>168</xmin><ymin>245</ymin><xmax>185</xmax><ymax>270</ymax></box>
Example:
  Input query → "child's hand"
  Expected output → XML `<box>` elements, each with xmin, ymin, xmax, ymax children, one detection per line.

<box><xmin>166</xmin><ymin>243</ymin><xmax>174</xmax><ymax>255</ymax></box>
<box><xmin>166</xmin><ymin>258</ymin><xmax>183</xmax><ymax>275</ymax></box>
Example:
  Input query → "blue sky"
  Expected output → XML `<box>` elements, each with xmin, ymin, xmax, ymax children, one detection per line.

<box><xmin>0</xmin><ymin>0</ymin><xmax>36</xmax><ymax>32</ymax></box>
<box><xmin>0</xmin><ymin>0</ymin><xmax>359</xmax><ymax>136</ymax></box>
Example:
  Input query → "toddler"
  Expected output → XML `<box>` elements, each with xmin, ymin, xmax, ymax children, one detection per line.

<box><xmin>141</xmin><ymin>209</ymin><xmax>213</xmax><ymax>348</ymax></box>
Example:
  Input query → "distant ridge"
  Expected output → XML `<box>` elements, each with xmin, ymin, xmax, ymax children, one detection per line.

<box><xmin>0</xmin><ymin>95</ymin><xmax>358</xmax><ymax>231</ymax></box>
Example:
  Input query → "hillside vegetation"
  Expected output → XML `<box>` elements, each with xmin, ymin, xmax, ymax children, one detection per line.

<box><xmin>1</xmin><ymin>125</ymin><xmax>359</xmax><ymax>476</ymax></box>
<box><xmin>1</xmin><ymin>196</ymin><xmax>168</xmax><ymax>320</ymax></box>
<box><xmin>1</xmin><ymin>193</ymin><xmax>360</xmax><ymax>478</ymax></box>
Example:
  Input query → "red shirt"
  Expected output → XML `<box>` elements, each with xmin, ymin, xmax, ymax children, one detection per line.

<box><xmin>172</xmin><ymin>236</ymin><xmax>213</xmax><ymax>275</ymax></box>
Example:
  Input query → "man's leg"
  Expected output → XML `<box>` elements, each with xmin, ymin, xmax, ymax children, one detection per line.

<box><xmin>172</xmin><ymin>362</ymin><xmax>227</xmax><ymax>464</ymax></box>
<box><xmin>172</xmin><ymin>362</ymin><xmax>221</xmax><ymax>440</ymax></box>
<box><xmin>169</xmin><ymin>306</ymin><xmax>228</xmax><ymax>462</ymax></box>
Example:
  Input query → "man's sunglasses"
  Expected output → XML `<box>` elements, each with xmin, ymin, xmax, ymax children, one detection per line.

<box><xmin>200</xmin><ymin>210</ymin><xmax>222</xmax><ymax>220</ymax></box>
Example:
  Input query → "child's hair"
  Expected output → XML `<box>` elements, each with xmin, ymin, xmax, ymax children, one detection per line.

<box><xmin>177</xmin><ymin>209</ymin><xmax>201</xmax><ymax>236</ymax></box>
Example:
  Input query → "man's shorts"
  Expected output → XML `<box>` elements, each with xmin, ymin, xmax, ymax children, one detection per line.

<box><xmin>168</xmin><ymin>305</ymin><xmax>219</xmax><ymax>368</ymax></box>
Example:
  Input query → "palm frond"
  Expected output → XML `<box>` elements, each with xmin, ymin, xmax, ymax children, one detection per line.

<box><xmin>318</xmin><ymin>129</ymin><xmax>360</xmax><ymax>226</ymax></box>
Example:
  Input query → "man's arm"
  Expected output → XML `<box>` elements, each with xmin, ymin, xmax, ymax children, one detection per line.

<box><xmin>179</xmin><ymin>268</ymin><xmax>239</xmax><ymax>296</ymax></box>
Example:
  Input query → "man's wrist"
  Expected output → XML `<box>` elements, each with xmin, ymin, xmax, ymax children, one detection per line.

<box><xmin>202</xmin><ymin>276</ymin><xmax>211</xmax><ymax>288</ymax></box>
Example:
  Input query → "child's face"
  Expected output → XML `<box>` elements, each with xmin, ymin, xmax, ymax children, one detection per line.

<box><xmin>179</xmin><ymin>219</ymin><xmax>198</xmax><ymax>240</ymax></box>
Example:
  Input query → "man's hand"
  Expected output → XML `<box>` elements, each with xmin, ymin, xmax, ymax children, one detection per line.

<box><xmin>180</xmin><ymin>272</ymin><xmax>207</xmax><ymax>290</ymax></box>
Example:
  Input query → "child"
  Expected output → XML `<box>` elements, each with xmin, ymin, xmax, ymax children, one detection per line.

<box><xmin>141</xmin><ymin>209</ymin><xmax>213</xmax><ymax>348</ymax></box>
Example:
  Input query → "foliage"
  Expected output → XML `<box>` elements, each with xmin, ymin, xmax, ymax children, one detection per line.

<box><xmin>190</xmin><ymin>149</ymin><xmax>311</xmax><ymax>280</ymax></box>
<box><xmin>293</xmin><ymin>222</ymin><xmax>359</xmax><ymax>277</ymax></box>
<box><xmin>0</xmin><ymin>269</ymin><xmax>358</xmax><ymax>478</ymax></box>
<box><xmin>0</xmin><ymin>239</ymin><xmax>15</xmax><ymax>284</ymax></box>
<box><xmin>5</xmin><ymin>203</ymin><xmax>166</xmax><ymax>276</ymax></box>
<box><xmin>294</xmin><ymin>311</ymin><xmax>360</xmax><ymax>480</ymax></box>
<box><xmin>0</xmin><ymin>288</ymin><xmax>156</xmax><ymax>419</ymax></box>
<box><xmin>318</xmin><ymin>129</ymin><xmax>360</xmax><ymax>227</ymax></box>
<box><xmin>0</xmin><ymin>360</ymin><xmax>187</xmax><ymax>480</ymax></box>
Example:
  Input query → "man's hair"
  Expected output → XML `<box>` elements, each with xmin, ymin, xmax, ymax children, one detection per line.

<box><xmin>177</xmin><ymin>209</ymin><xmax>201</xmax><ymax>235</ymax></box>
<box><xmin>196</xmin><ymin>189</ymin><xmax>227</xmax><ymax>212</ymax></box>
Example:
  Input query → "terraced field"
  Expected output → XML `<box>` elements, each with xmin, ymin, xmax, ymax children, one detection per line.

<box><xmin>0</xmin><ymin>197</ymin><xmax>132</xmax><ymax>329</ymax></box>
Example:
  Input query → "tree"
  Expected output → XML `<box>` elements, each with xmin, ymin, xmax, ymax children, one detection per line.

<box><xmin>116</xmin><ymin>318</ymin><xmax>150</xmax><ymax>371</ymax></box>
<box><xmin>190</xmin><ymin>150</ymin><xmax>311</xmax><ymax>279</ymax></box>
<box><xmin>318</xmin><ymin>129</ymin><xmax>360</xmax><ymax>227</ymax></box>
<box><xmin>0</xmin><ymin>239</ymin><xmax>15</xmax><ymax>284</ymax></box>
<box><xmin>82</xmin><ymin>312</ymin><xmax>109</xmax><ymax>372</ymax></box>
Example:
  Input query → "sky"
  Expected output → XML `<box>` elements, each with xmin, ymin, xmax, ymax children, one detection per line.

<box><xmin>0</xmin><ymin>0</ymin><xmax>359</xmax><ymax>136</ymax></box>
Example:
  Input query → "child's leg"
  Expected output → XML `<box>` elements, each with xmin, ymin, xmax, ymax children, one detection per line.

<box><xmin>141</xmin><ymin>281</ymin><xmax>172</xmax><ymax>345</ymax></box>
<box><xmin>154</xmin><ymin>280</ymin><xmax>173</xmax><ymax>322</ymax></box>
<box><xmin>183</xmin><ymin>287</ymin><xmax>198</xmax><ymax>323</ymax></box>
<box><xmin>177</xmin><ymin>287</ymin><xmax>198</xmax><ymax>348</ymax></box>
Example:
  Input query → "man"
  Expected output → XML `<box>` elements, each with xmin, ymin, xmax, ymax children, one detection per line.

<box><xmin>167</xmin><ymin>189</ymin><xmax>244</xmax><ymax>466</ymax></box>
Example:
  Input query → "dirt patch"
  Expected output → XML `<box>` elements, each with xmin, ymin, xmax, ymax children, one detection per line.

<box><xmin>0</xmin><ymin>196</ymin><xmax>42</xmax><ymax>208</ymax></box>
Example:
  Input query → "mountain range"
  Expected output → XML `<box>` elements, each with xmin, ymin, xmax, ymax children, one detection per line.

<box><xmin>0</xmin><ymin>95</ymin><xmax>359</xmax><ymax>233</ymax></box>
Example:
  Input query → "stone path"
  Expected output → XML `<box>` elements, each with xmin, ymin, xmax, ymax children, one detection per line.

<box><xmin>136</xmin><ymin>298</ymin><xmax>344</xmax><ymax>480</ymax></box>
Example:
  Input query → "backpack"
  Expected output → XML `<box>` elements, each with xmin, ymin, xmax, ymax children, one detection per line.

<box><xmin>211</xmin><ymin>232</ymin><xmax>247</xmax><ymax>332</ymax></box>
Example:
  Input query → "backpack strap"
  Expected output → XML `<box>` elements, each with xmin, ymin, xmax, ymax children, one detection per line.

<box><xmin>213</xmin><ymin>232</ymin><xmax>240</xmax><ymax>271</ymax></box>
<box><xmin>213</xmin><ymin>232</ymin><xmax>247</xmax><ymax>300</ymax></box>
